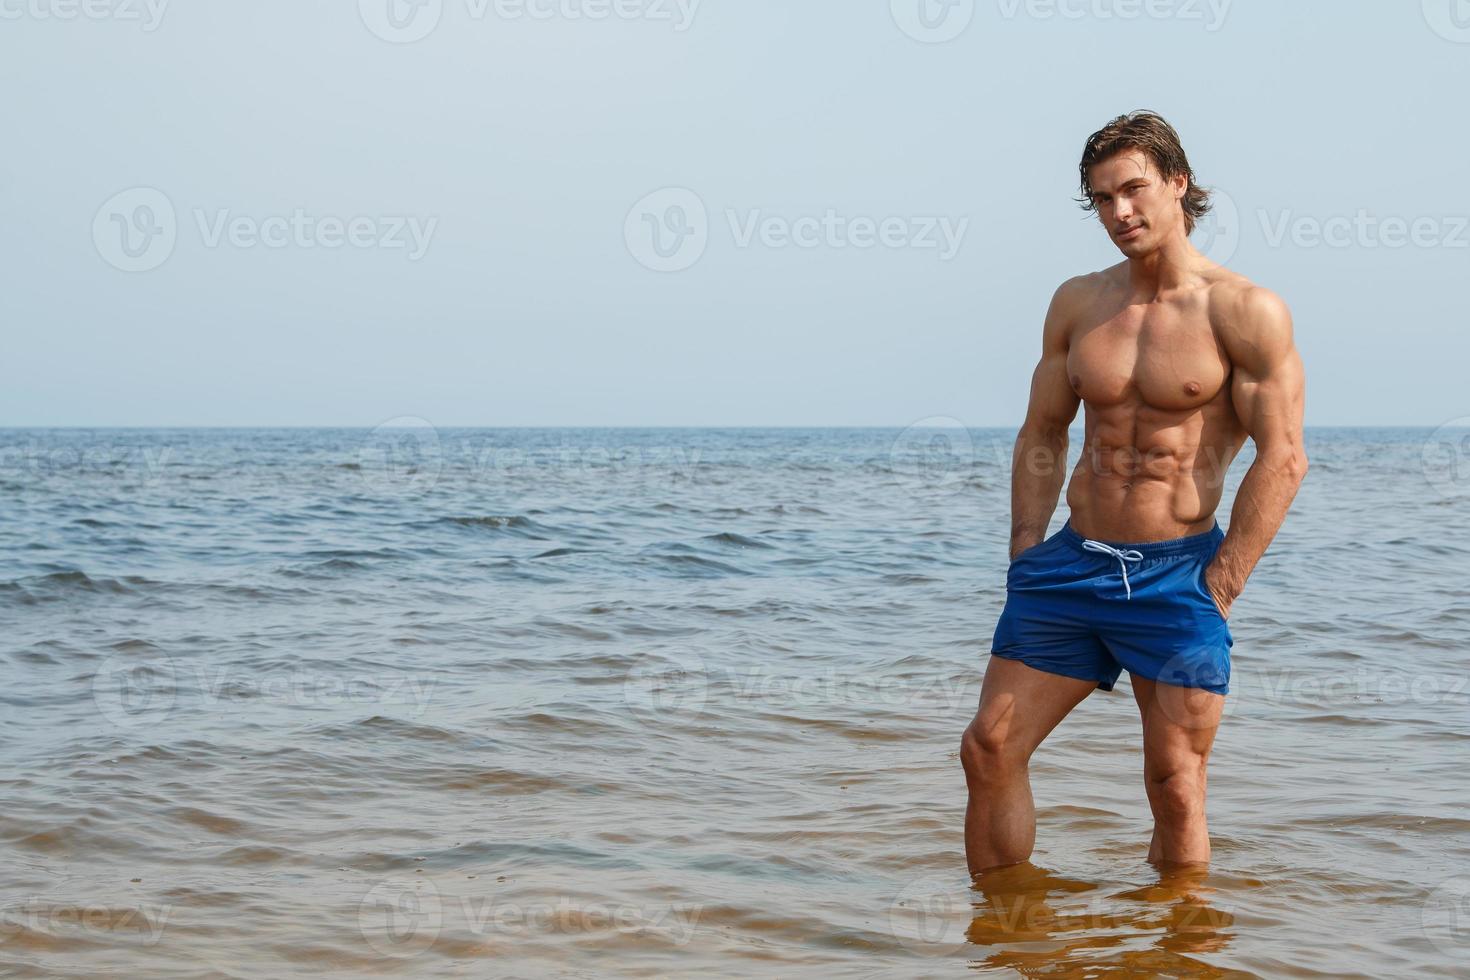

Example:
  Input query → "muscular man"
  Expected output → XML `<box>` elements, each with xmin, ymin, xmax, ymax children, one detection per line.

<box><xmin>961</xmin><ymin>111</ymin><xmax>1308</xmax><ymax>875</ymax></box>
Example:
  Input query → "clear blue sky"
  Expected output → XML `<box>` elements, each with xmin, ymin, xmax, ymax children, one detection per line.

<box><xmin>3</xmin><ymin>1</ymin><xmax>1465</xmax><ymax>427</ymax></box>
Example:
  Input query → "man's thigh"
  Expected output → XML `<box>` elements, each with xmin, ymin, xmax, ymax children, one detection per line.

<box><xmin>968</xmin><ymin>657</ymin><xmax>1098</xmax><ymax>758</ymax></box>
<box><xmin>1131</xmin><ymin>675</ymin><xmax>1224</xmax><ymax>773</ymax></box>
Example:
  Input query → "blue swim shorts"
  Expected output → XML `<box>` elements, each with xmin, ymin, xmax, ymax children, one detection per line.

<box><xmin>991</xmin><ymin>521</ymin><xmax>1233</xmax><ymax>695</ymax></box>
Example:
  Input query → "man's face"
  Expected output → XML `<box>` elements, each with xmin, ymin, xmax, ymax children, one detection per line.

<box><xmin>1087</xmin><ymin>149</ymin><xmax>1187</xmax><ymax>256</ymax></box>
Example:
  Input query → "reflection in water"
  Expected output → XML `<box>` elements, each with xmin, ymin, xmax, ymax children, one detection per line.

<box><xmin>967</xmin><ymin>863</ymin><xmax>1254</xmax><ymax>978</ymax></box>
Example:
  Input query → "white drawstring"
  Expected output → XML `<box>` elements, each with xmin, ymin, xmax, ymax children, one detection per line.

<box><xmin>1082</xmin><ymin>540</ymin><xmax>1145</xmax><ymax>600</ymax></box>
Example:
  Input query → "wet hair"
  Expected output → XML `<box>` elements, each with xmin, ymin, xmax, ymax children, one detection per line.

<box><xmin>1078</xmin><ymin>110</ymin><xmax>1211</xmax><ymax>234</ymax></box>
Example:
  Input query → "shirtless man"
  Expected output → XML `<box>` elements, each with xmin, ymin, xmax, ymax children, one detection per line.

<box><xmin>961</xmin><ymin>111</ymin><xmax>1308</xmax><ymax>875</ymax></box>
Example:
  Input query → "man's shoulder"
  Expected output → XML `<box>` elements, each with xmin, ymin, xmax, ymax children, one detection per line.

<box><xmin>1204</xmin><ymin>273</ymin><xmax>1294</xmax><ymax>361</ymax></box>
<box><xmin>1049</xmin><ymin>268</ymin><xmax>1115</xmax><ymax>311</ymax></box>
<box><xmin>1205</xmin><ymin>273</ymin><xmax>1290</xmax><ymax>328</ymax></box>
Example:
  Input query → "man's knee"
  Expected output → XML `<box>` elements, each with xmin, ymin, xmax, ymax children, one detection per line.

<box><xmin>1145</xmin><ymin>765</ymin><xmax>1207</xmax><ymax>823</ymax></box>
<box><xmin>960</xmin><ymin>720</ymin><xmax>1028</xmax><ymax>786</ymax></box>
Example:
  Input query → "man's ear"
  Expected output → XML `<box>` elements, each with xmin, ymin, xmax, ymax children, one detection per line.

<box><xmin>1172</xmin><ymin>171</ymin><xmax>1188</xmax><ymax>200</ymax></box>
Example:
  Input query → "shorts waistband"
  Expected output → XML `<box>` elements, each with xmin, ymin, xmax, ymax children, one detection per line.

<box><xmin>1057</xmin><ymin>520</ymin><xmax>1223</xmax><ymax>559</ymax></box>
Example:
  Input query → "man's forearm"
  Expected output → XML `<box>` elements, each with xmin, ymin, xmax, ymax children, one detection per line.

<box><xmin>1010</xmin><ymin>426</ymin><xmax>1069</xmax><ymax>559</ymax></box>
<box><xmin>1208</xmin><ymin>448</ymin><xmax>1308</xmax><ymax>602</ymax></box>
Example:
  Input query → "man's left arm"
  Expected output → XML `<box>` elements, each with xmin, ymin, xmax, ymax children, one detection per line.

<box><xmin>1206</xmin><ymin>286</ymin><xmax>1309</xmax><ymax>618</ymax></box>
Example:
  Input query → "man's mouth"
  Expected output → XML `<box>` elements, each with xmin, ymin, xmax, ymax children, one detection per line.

<box><xmin>1116</xmin><ymin>225</ymin><xmax>1144</xmax><ymax>240</ymax></box>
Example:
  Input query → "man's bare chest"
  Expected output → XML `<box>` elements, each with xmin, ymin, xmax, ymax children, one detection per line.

<box><xmin>1066</xmin><ymin>306</ymin><xmax>1231</xmax><ymax>414</ymax></box>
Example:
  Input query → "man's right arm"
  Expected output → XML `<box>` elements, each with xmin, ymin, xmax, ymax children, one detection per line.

<box><xmin>1009</xmin><ymin>280</ymin><xmax>1084</xmax><ymax>559</ymax></box>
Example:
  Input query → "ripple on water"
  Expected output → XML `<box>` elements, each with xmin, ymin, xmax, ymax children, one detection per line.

<box><xmin>0</xmin><ymin>428</ymin><xmax>1465</xmax><ymax>977</ymax></box>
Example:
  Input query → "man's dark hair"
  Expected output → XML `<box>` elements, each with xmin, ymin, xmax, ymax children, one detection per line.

<box><xmin>1078</xmin><ymin>110</ymin><xmax>1211</xmax><ymax>234</ymax></box>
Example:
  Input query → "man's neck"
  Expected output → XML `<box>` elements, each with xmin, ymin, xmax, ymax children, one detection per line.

<box><xmin>1125</xmin><ymin>229</ymin><xmax>1202</xmax><ymax>296</ymax></box>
